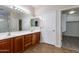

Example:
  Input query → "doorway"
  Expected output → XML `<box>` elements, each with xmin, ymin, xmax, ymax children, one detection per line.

<box><xmin>61</xmin><ymin>7</ymin><xmax>79</xmax><ymax>52</ymax></box>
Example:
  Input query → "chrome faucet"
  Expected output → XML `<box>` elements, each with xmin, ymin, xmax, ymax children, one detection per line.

<box><xmin>8</xmin><ymin>32</ymin><xmax>11</xmax><ymax>36</ymax></box>
<box><xmin>7</xmin><ymin>16</ymin><xmax>11</xmax><ymax>36</ymax></box>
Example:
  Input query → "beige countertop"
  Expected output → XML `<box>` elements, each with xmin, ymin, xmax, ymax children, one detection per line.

<box><xmin>0</xmin><ymin>30</ymin><xmax>40</xmax><ymax>40</ymax></box>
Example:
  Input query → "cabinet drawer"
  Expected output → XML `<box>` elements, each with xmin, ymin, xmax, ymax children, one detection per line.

<box><xmin>0</xmin><ymin>39</ymin><xmax>11</xmax><ymax>47</ymax></box>
<box><xmin>0</xmin><ymin>39</ymin><xmax>12</xmax><ymax>53</ymax></box>
<box><xmin>24</xmin><ymin>34</ymin><xmax>32</xmax><ymax>44</ymax></box>
<box><xmin>24</xmin><ymin>38</ymin><xmax>32</xmax><ymax>44</ymax></box>
<box><xmin>0</xmin><ymin>42</ymin><xmax>9</xmax><ymax>49</ymax></box>
<box><xmin>0</xmin><ymin>39</ymin><xmax>9</xmax><ymax>43</ymax></box>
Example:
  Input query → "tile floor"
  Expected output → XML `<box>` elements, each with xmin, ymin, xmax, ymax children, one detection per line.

<box><xmin>62</xmin><ymin>36</ymin><xmax>79</xmax><ymax>52</ymax></box>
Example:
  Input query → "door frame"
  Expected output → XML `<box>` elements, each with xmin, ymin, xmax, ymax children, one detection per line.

<box><xmin>56</xmin><ymin>6</ymin><xmax>79</xmax><ymax>48</ymax></box>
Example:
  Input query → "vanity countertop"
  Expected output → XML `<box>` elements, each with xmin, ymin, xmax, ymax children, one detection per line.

<box><xmin>0</xmin><ymin>30</ymin><xmax>40</xmax><ymax>40</ymax></box>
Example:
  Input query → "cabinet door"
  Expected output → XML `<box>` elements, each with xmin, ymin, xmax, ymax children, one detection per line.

<box><xmin>32</xmin><ymin>32</ymin><xmax>40</xmax><ymax>45</ymax></box>
<box><xmin>13</xmin><ymin>36</ymin><xmax>24</xmax><ymax>53</ymax></box>
<box><xmin>0</xmin><ymin>39</ymin><xmax>13</xmax><ymax>53</ymax></box>
<box><xmin>24</xmin><ymin>34</ymin><xmax>32</xmax><ymax>50</ymax></box>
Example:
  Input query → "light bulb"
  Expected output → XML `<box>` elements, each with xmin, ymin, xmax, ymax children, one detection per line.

<box><xmin>69</xmin><ymin>10</ymin><xmax>76</xmax><ymax>14</ymax></box>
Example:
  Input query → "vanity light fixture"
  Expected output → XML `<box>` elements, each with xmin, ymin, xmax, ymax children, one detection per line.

<box><xmin>9</xmin><ymin>5</ymin><xmax>31</xmax><ymax>14</ymax></box>
<box><xmin>9</xmin><ymin>6</ymin><xmax>24</xmax><ymax>13</ymax></box>
<box><xmin>69</xmin><ymin>10</ymin><xmax>76</xmax><ymax>14</ymax></box>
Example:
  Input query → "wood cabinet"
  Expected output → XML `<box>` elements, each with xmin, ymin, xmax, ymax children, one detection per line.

<box><xmin>0</xmin><ymin>39</ymin><xmax>13</xmax><ymax>53</ymax></box>
<box><xmin>32</xmin><ymin>32</ymin><xmax>40</xmax><ymax>45</ymax></box>
<box><xmin>0</xmin><ymin>32</ymin><xmax>40</xmax><ymax>53</ymax></box>
<box><xmin>13</xmin><ymin>36</ymin><xmax>24</xmax><ymax>53</ymax></box>
<box><xmin>24</xmin><ymin>34</ymin><xmax>32</xmax><ymax>50</ymax></box>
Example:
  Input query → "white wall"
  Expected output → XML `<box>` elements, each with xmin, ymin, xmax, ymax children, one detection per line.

<box><xmin>61</xmin><ymin>14</ymin><xmax>67</xmax><ymax>32</ymax></box>
<box><xmin>67</xmin><ymin>14</ymin><xmax>79</xmax><ymax>21</ymax></box>
<box><xmin>62</xmin><ymin>13</ymin><xmax>79</xmax><ymax>37</ymax></box>
<box><xmin>62</xmin><ymin>13</ymin><xmax>79</xmax><ymax>33</ymax></box>
<box><xmin>35</xmin><ymin>7</ymin><xmax>56</xmax><ymax>45</ymax></box>
<box><xmin>34</xmin><ymin>5</ymin><xmax>79</xmax><ymax>47</ymax></box>
<box><xmin>64</xmin><ymin>22</ymin><xmax>79</xmax><ymax>37</ymax></box>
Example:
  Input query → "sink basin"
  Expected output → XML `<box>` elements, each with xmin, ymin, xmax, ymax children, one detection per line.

<box><xmin>0</xmin><ymin>30</ymin><xmax>40</xmax><ymax>40</ymax></box>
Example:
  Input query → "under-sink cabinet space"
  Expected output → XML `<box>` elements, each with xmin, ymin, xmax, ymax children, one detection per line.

<box><xmin>32</xmin><ymin>32</ymin><xmax>40</xmax><ymax>45</ymax></box>
<box><xmin>13</xmin><ymin>36</ymin><xmax>24</xmax><ymax>53</ymax></box>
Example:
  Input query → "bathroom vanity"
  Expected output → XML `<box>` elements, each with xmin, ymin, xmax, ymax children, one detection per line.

<box><xmin>0</xmin><ymin>5</ymin><xmax>41</xmax><ymax>53</ymax></box>
<box><xmin>0</xmin><ymin>31</ymin><xmax>40</xmax><ymax>53</ymax></box>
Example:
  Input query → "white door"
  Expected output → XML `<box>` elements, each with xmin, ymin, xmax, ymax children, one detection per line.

<box><xmin>41</xmin><ymin>11</ymin><xmax>56</xmax><ymax>45</ymax></box>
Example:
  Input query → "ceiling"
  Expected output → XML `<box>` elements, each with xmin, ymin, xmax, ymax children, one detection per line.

<box><xmin>62</xmin><ymin>7</ymin><xmax>79</xmax><ymax>14</ymax></box>
<box><xmin>0</xmin><ymin>5</ymin><xmax>78</xmax><ymax>16</ymax></box>
<box><xmin>32</xmin><ymin>5</ymin><xmax>77</xmax><ymax>10</ymax></box>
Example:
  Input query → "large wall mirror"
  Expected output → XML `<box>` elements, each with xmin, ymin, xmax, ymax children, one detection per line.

<box><xmin>0</xmin><ymin>5</ymin><xmax>32</xmax><ymax>33</ymax></box>
<box><xmin>0</xmin><ymin>6</ymin><xmax>10</xmax><ymax>33</ymax></box>
<box><xmin>0</xmin><ymin>17</ymin><xmax>9</xmax><ymax>33</ymax></box>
